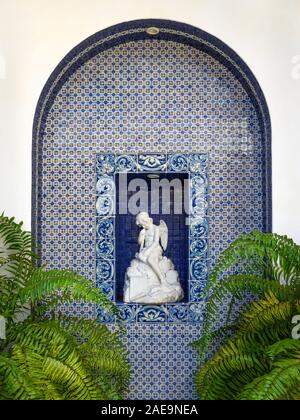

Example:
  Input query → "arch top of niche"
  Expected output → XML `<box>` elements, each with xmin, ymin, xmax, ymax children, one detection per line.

<box><xmin>33</xmin><ymin>18</ymin><xmax>271</xmax><ymax>135</ymax></box>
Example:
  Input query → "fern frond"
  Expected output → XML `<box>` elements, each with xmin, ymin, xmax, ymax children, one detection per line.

<box><xmin>236</xmin><ymin>292</ymin><xmax>295</xmax><ymax>335</ymax></box>
<box><xmin>0</xmin><ymin>215</ymin><xmax>36</xmax><ymax>258</ymax></box>
<box><xmin>10</xmin><ymin>319</ymin><xmax>130</xmax><ymax>399</ymax></box>
<box><xmin>10</xmin><ymin>343</ymin><xmax>102</xmax><ymax>400</ymax></box>
<box><xmin>0</xmin><ymin>353</ymin><xmax>42</xmax><ymax>400</ymax></box>
<box><xmin>238</xmin><ymin>358</ymin><xmax>300</xmax><ymax>400</ymax></box>
<box><xmin>202</xmin><ymin>275</ymin><xmax>294</xmax><ymax>350</ymax></box>
<box><xmin>19</xmin><ymin>268</ymin><xmax>117</xmax><ymax>315</ymax></box>
<box><xmin>206</xmin><ymin>231</ymin><xmax>300</xmax><ymax>297</ymax></box>
<box><xmin>0</xmin><ymin>214</ymin><xmax>130</xmax><ymax>400</ymax></box>
<box><xmin>197</xmin><ymin>352</ymin><xmax>266</xmax><ymax>400</ymax></box>
<box><xmin>67</xmin><ymin>318</ymin><xmax>131</xmax><ymax>395</ymax></box>
<box><xmin>267</xmin><ymin>339</ymin><xmax>300</xmax><ymax>359</ymax></box>
<box><xmin>193</xmin><ymin>231</ymin><xmax>300</xmax><ymax>400</ymax></box>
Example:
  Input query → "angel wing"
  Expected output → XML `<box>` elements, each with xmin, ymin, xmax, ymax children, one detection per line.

<box><xmin>159</xmin><ymin>220</ymin><xmax>168</xmax><ymax>251</ymax></box>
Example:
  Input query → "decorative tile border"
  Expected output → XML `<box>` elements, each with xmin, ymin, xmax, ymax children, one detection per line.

<box><xmin>95</xmin><ymin>153</ymin><xmax>209</xmax><ymax>323</ymax></box>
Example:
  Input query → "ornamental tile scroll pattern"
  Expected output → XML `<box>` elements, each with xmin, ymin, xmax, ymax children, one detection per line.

<box><xmin>95</xmin><ymin>153</ymin><xmax>209</xmax><ymax>323</ymax></box>
<box><xmin>96</xmin><ymin>238</ymin><xmax>114</xmax><ymax>259</ymax></box>
<box><xmin>96</xmin><ymin>154</ymin><xmax>115</xmax><ymax>175</ymax></box>
<box><xmin>95</xmin><ymin>159</ymin><xmax>115</xmax><ymax>303</ymax></box>
<box><xmin>115</xmin><ymin>154</ymin><xmax>137</xmax><ymax>173</ymax></box>
<box><xmin>168</xmin><ymin>154</ymin><xmax>189</xmax><ymax>172</ymax></box>
<box><xmin>95</xmin><ymin>196</ymin><xmax>114</xmax><ymax>216</ymax></box>
<box><xmin>96</xmin><ymin>176</ymin><xmax>115</xmax><ymax>196</ymax></box>
<box><xmin>138</xmin><ymin>154</ymin><xmax>167</xmax><ymax>172</ymax></box>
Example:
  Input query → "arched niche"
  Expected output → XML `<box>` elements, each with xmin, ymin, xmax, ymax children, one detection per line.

<box><xmin>32</xmin><ymin>19</ymin><xmax>272</xmax><ymax>399</ymax></box>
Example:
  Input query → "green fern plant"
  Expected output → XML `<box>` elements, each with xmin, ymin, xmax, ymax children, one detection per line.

<box><xmin>0</xmin><ymin>214</ymin><xmax>130</xmax><ymax>400</ymax></box>
<box><xmin>192</xmin><ymin>231</ymin><xmax>300</xmax><ymax>400</ymax></box>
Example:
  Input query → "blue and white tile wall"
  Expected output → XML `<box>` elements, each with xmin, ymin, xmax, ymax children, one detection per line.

<box><xmin>33</xmin><ymin>21</ymin><xmax>271</xmax><ymax>399</ymax></box>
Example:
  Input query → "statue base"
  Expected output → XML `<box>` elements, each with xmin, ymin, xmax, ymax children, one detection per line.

<box><xmin>124</xmin><ymin>256</ymin><xmax>184</xmax><ymax>304</ymax></box>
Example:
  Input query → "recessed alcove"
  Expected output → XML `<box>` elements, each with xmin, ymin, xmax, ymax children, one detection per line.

<box><xmin>115</xmin><ymin>171</ymin><xmax>190</xmax><ymax>303</ymax></box>
<box><xmin>32</xmin><ymin>19</ymin><xmax>271</xmax><ymax>399</ymax></box>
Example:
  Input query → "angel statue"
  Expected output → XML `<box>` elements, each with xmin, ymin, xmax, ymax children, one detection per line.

<box><xmin>124</xmin><ymin>212</ymin><xmax>184</xmax><ymax>304</ymax></box>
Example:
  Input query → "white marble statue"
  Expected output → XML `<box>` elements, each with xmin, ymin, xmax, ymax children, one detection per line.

<box><xmin>124</xmin><ymin>212</ymin><xmax>184</xmax><ymax>304</ymax></box>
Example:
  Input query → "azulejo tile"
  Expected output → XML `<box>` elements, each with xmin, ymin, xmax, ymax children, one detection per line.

<box><xmin>189</xmin><ymin>154</ymin><xmax>208</xmax><ymax>173</ymax></box>
<box><xmin>96</xmin><ymin>154</ymin><xmax>115</xmax><ymax>175</ymax></box>
<box><xmin>97</xmin><ymin>307</ymin><xmax>115</xmax><ymax>323</ymax></box>
<box><xmin>96</xmin><ymin>217</ymin><xmax>114</xmax><ymax>237</ymax></box>
<box><xmin>191</xmin><ymin>193</ymin><xmax>208</xmax><ymax>219</ymax></box>
<box><xmin>97</xmin><ymin>281</ymin><xmax>114</xmax><ymax>300</ymax></box>
<box><xmin>190</xmin><ymin>218</ymin><xmax>209</xmax><ymax>237</ymax></box>
<box><xmin>191</xmin><ymin>173</ymin><xmax>208</xmax><ymax>192</ymax></box>
<box><xmin>167</xmin><ymin>304</ymin><xmax>189</xmax><ymax>322</ymax></box>
<box><xmin>190</xmin><ymin>281</ymin><xmax>206</xmax><ymax>303</ymax></box>
<box><xmin>190</xmin><ymin>238</ymin><xmax>208</xmax><ymax>259</ymax></box>
<box><xmin>138</xmin><ymin>154</ymin><xmax>167</xmax><ymax>172</ymax></box>
<box><xmin>136</xmin><ymin>306</ymin><xmax>167</xmax><ymax>323</ymax></box>
<box><xmin>96</xmin><ymin>237</ymin><xmax>114</xmax><ymax>259</ymax></box>
<box><xmin>117</xmin><ymin>304</ymin><xmax>138</xmax><ymax>322</ymax></box>
<box><xmin>167</xmin><ymin>154</ymin><xmax>189</xmax><ymax>172</ymax></box>
<box><xmin>96</xmin><ymin>258</ymin><xmax>114</xmax><ymax>283</ymax></box>
<box><xmin>190</xmin><ymin>259</ymin><xmax>208</xmax><ymax>282</ymax></box>
<box><xmin>96</xmin><ymin>175</ymin><xmax>115</xmax><ymax>196</ymax></box>
<box><xmin>96</xmin><ymin>196</ymin><xmax>115</xmax><ymax>216</ymax></box>
<box><xmin>188</xmin><ymin>302</ymin><xmax>206</xmax><ymax>323</ymax></box>
<box><xmin>115</xmin><ymin>154</ymin><xmax>137</xmax><ymax>172</ymax></box>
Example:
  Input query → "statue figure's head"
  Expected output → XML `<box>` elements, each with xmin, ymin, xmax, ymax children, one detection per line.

<box><xmin>136</xmin><ymin>212</ymin><xmax>152</xmax><ymax>229</ymax></box>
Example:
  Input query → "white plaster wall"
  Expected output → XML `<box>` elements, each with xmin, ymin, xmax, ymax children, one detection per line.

<box><xmin>0</xmin><ymin>0</ymin><xmax>299</xmax><ymax>242</ymax></box>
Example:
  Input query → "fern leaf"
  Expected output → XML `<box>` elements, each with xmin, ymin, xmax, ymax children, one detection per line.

<box><xmin>19</xmin><ymin>269</ymin><xmax>117</xmax><ymax>315</ymax></box>
<box><xmin>239</xmin><ymin>358</ymin><xmax>300</xmax><ymax>400</ymax></box>
<box><xmin>0</xmin><ymin>353</ymin><xmax>42</xmax><ymax>400</ymax></box>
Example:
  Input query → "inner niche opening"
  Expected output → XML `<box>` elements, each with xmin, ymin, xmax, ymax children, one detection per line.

<box><xmin>115</xmin><ymin>172</ymin><xmax>190</xmax><ymax>303</ymax></box>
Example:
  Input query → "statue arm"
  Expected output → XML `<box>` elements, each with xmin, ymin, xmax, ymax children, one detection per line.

<box><xmin>138</xmin><ymin>229</ymin><xmax>145</xmax><ymax>251</ymax></box>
